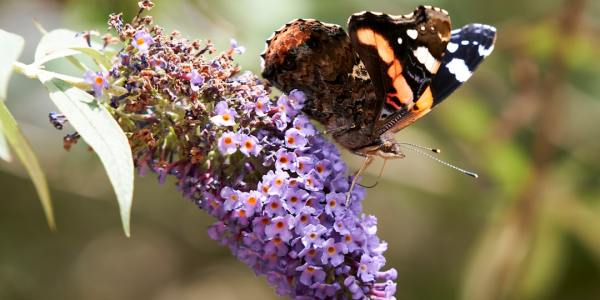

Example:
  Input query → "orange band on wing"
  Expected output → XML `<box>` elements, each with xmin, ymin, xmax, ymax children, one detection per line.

<box><xmin>356</xmin><ymin>28</ymin><xmax>394</xmax><ymax>63</ymax></box>
<box><xmin>386</xmin><ymin>59</ymin><xmax>413</xmax><ymax>106</ymax></box>
<box><xmin>412</xmin><ymin>86</ymin><xmax>433</xmax><ymax>113</ymax></box>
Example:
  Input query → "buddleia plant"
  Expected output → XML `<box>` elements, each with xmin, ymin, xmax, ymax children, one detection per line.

<box><xmin>0</xmin><ymin>1</ymin><xmax>397</xmax><ymax>298</ymax></box>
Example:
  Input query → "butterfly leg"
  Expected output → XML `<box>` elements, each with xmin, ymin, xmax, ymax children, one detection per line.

<box><xmin>346</xmin><ymin>155</ymin><xmax>374</xmax><ymax>207</ymax></box>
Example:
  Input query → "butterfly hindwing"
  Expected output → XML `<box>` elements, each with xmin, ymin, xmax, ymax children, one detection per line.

<box><xmin>430</xmin><ymin>23</ymin><xmax>497</xmax><ymax>104</ymax></box>
<box><xmin>347</xmin><ymin>6</ymin><xmax>452</xmax><ymax>125</ymax></box>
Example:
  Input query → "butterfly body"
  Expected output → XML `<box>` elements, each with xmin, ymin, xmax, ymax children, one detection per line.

<box><xmin>261</xmin><ymin>5</ymin><xmax>496</xmax><ymax>159</ymax></box>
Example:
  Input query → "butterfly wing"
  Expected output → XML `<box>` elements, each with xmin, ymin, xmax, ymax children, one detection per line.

<box><xmin>347</xmin><ymin>6</ymin><xmax>452</xmax><ymax>127</ymax></box>
<box><xmin>373</xmin><ymin>22</ymin><xmax>497</xmax><ymax>135</ymax></box>
<box><xmin>430</xmin><ymin>23</ymin><xmax>496</xmax><ymax>103</ymax></box>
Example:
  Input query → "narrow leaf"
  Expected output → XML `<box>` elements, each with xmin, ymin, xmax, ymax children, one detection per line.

<box><xmin>33</xmin><ymin>29</ymin><xmax>111</xmax><ymax>69</ymax></box>
<box><xmin>0</xmin><ymin>29</ymin><xmax>54</xmax><ymax>226</ymax></box>
<box><xmin>0</xmin><ymin>101</ymin><xmax>55</xmax><ymax>230</ymax></box>
<box><xmin>0</xmin><ymin>28</ymin><xmax>22</xmax><ymax>161</ymax></box>
<box><xmin>0</xmin><ymin>29</ymin><xmax>25</xmax><ymax>100</ymax></box>
<box><xmin>38</xmin><ymin>73</ymin><xmax>134</xmax><ymax>236</ymax></box>
<box><xmin>0</xmin><ymin>130</ymin><xmax>10</xmax><ymax>161</ymax></box>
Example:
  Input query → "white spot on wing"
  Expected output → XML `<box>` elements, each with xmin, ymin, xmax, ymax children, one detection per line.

<box><xmin>447</xmin><ymin>42</ymin><xmax>458</xmax><ymax>53</ymax></box>
<box><xmin>414</xmin><ymin>46</ymin><xmax>440</xmax><ymax>73</ymax></box>
<box><xmin>406</xmin><ymin>29</ymin><xmax>418</xmax><ymax>39</ymax></box>
<box><xmin>446</xmin><ymin>58</ymin><xmax>472</xmax><ymax>82</ymax></box>
<box><xmin>478</xmin><ymin>44</ymin><xmax>495</xmax><ymax>57</ymax></box>
<box><xmin>461</xmin><ymin>40</ymin><xmax>469</xmax><ymax>45</ymax></box>
<box><xmin>397</xmin><ymin>37</ymin><xmax>403</xmax><ymax>44</ymax></box>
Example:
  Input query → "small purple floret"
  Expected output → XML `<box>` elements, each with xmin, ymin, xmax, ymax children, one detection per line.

<box><xmin>132</xmin><ymin>30</ymin><xmax>154</xmax><ymax>53</ymax></box>
<box><xmin>84</xmin><ymin>70</ymin><xmax>109</xmax><ymax>98</ymax></box>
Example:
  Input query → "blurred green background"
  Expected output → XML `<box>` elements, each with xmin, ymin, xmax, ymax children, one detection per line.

<box><xmin>1</xmin><ymin>0</ymin><xmax>600</xmax><ymax>299</ymax></box>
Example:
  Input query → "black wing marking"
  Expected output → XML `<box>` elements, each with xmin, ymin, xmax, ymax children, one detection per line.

<box><xmin>431</xmin><ymin>23</ymin><xmax>496</xmax><ymax>104</ymax></box>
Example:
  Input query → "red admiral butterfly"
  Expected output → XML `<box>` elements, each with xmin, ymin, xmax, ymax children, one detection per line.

<box><xmin>261</xmin><ymin>6</ymin><xmax>496</xmax><ymax>200</ymax></box>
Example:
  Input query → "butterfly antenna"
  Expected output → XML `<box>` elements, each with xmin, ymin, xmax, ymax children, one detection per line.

<box><xmin>399</xmin><ymin>142</ymin><xmax>441</xmax><ymax>154</ymax></box>
<box><xmin>399</xmin><ymin>144</ymin><xmax>479</xmax><ymax>178</ymax></box>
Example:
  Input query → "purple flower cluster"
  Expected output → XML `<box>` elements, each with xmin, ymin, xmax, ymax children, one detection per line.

<box><xmin>195</xmin><ymin>91</ymin><xmax>396</xmax><ymax>299</ymax></box>
<box><xmin>63</xmin><ymin>2</ymin><xmax>399</xmax><ymax>298</ymax></box>
<box><xmin>201</xmin><ymin>94</ymin><xmax>397</xmax><ymax>298</ymax></box>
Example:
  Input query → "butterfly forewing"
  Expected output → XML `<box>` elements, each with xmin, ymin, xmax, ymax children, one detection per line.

<box><xmin>430</xmin><ymin>23</ymin><xmax>497</xmax><ymax>103</ymax></box>
<box><xmin>375</xmin><ymin>23</ymin><xmax>496</xmax><ymax>135</ymax></box>
<box><xmin>347</xmin><ymin>6</ymin><xmax>451</xmax><ymax>126</ymax></box>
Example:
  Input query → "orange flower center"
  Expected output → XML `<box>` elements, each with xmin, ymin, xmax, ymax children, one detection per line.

<box><xmin>287</xmin><ymin>137</ymin><xmax>295</xmax><ymax>144</ymax></box>
<box><xmin>329</xmin><ymin>200</ymin><xmax>336</xmax><ymax>207</ymax></box>
<box><xmin>275</xmin><ymin>179</ymin><xmax>283</xmax><ymax>186</ymax></box>
<box><xmin>275</xmin><ymin>221</ymin><xmax>285</xmax><ymax>229</ymax></box>
<box><xmin>244</xmin><ymin>141</ymin><xmax>253</xmax><ymax>149</ymax></box>
<box><xmin>94</xmin><ymin>76</ymin><xmax>104</xmax><ymax>85</ymax></box>
<box><xmin>300</xmin><ymin>215</ymin><xmax>308</xmax><ymax>223</ymax></box>
<box><xmin>222</xmin><ymin>114</ymin><xmax>231</xmax><ymax>121</ymax></box>
<box><xmin>224</xmin><ymin>137</ymin><xmax>232</xmax><ymax>144</ymax></box>
<box><xmin>290</xmin><ymin>196</ymin><xmax>298</xmax><ymax>203</ymax></box>
<box><xmin>279</xmin><ymin>156</ymin><xmax>288</xmax><ymax>164</ymax></box>
<box><xmin>327</xmin><ymin>246</ymin><xmax>336</xmax><ymax>254</ymax></box>
<box><xmin>307</xmin><ymin>267</ymin><xmax>315</xmax><ymax>273</ymax></box>
<box><xmin>345</xmin><ymin>234</ymin><xmax>352</xmax><ymax>242</ymax></box>
<box><xmin>270</xmin><ymin>202</ymin><xmax>279</xmax><ymax>209</ymax></box>
<box><xmin>247</xmin><ymin>196</ymin><xmax>257</xmax><ymax>205</ymax></box>
<box><xmin>238</xmin><ymin>209</ymin><xmax>246</xmax><ymax>217</ymax></box>
<box><xmin>316</xmin><ymin>165</ymin><xmax>324</xmax><ymax>173</ymax></box>
<box><xmin>136</xmin><ymin>37</ymin><xmax>145</xmax><ymax>45</ymax></box>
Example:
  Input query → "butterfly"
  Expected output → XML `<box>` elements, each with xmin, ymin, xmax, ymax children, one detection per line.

<box><xmin>261</xmin><ymin>6</ymin><xmax>496</xmax><ymax>200</ymax></box>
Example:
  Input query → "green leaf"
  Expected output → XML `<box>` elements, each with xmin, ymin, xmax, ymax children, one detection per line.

<box><xmin>0</xmin><ymin>28</ymin><xmax>21</xmax><ymax>161</ymax></box>
<box><xmin>0</xmin><ymin>29</ymin><xmax>25</xmax><ymax>100</ymax></box>
<box><xmin>38</xmin><ymin>73</ymin><xmax>134</xmax><ymax>236</ymax></box>
<box><xmin>0</xmin><ymin>130</ymin><xmax>10</xmax><ymax>161</ymax></box>
<box><xmin>0</xmin><ymin>101</ymin><xmax>55</xmax><ymax>230</ymax></box>
<box><xmin>34</xmin><ymin>29</ymin><xmax>112</xmax><ymax>69</ymax></box>
<box><xmin>0</xmin><ymin>29</ymin><xmax>55</xmax><ymax>228</ymax></box>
